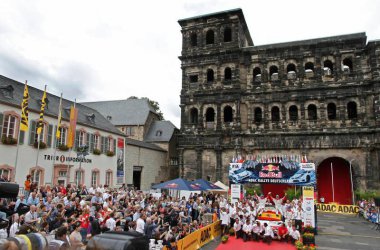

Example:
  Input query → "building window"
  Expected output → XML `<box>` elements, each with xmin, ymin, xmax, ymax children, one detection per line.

<box><xmin>224</xmin><ymin>67</ymin><xmax>232</xmax><ymax>81</ymax></box>
<box><xmin>308</xmin><ymin>104</ymin><xmax>317</xmax><ymax>120</ymax></box>
<box><xmin>342</xmin><ymin>58</ymin><xmax>353</xmax><ymax>73</ymax></box>
<box><xmin>323</xmin><ymin>60</ymin><xmax>334</xmax><ymax>75</ymax></box>
<box><xmin>289</xmin><ymin>105</ymin><xmax>298</xmax><ymax>121</ymax></box>
<box><xmin>347</xmin><ymin>101</ymin><xmax>357</xmax><ymax>119</ymax></box>
<box><xmin>2</xmin><ymin>114</ymin><xmax>18</xmax><ymax>139</ymax></box>
<box><xmin>271</xmin><ymin>106</ymin><xmax>280</xmax><ymax>122</ymax></box>
<box><xmin>156</xmin><ymin>130</ymin><xmax>162</xmax><ymax>136</ymax></box>
<box><xmin>254</xmin><ymin>107</ymin><xmax>263</xmax><ymax>123</ymax></box>
<box><xmin>253</xmin><ymin>67</ymin><xmax>261</xmax><ymax>83</ymax></box>
<box><xmin>0</xmin><ymin>169</ymin><xmax>10</xmax><ymax>181</ymax></box>
<box><xmin>58</xmin><ymin>171</ymin><xmax>67</xmax><ymax>177</ymax></box>
<box><xmin>75</xmin><ymin>170</ymin><xmax>84</xmax><ymax>186</ymax></box>
<box><xmin>224</xmin><ymin>27</ymin><xmax>232</xmax><ymax>42</ymax></box>
<box><xmin>57</xmin><ymin>127</ymin><xmax>67</xmax><ymax>146</ymax></box>
<box><xmin>91</xmin><ymin>170</ymin><xmax>99</xmax><ymax>187</ymax></box>
<box><xmin>205</xmin><ymin>108</ymin><xmax>215</xmax><ymax>122</ymax></box>
<box><xmin>105</xmin><ymin>171</ymin><xmax>112</xmax><ymax>186</ymax></box>
<box><xmin>270</xmin><ymin>65</ymin><xmax>279</xmax><ymax>81</ymax></box>
<box><xmin>189</xmin><ymin>75</ymin><xmax>198</xmax><ymax>83</ymax></box>
<box><xmin>223</xmin><ymin>106</ymin><xmax>233</xmax><ymax>123</ymax></box>
<box><xmin>207</xmin><ymin>69</ymin><xmax>214</xmax><ymax>82</ymax></box>
<box><xmin>190</xmin><ymin>33</ymin><xmax>197</xmax><ymax>46</ymax></box>
<box><xmin>93</xmin><ymin>134</ymin><xmax>100</xmax><ymax>150</ymax></box>
<box><xmin>30</xmin><ymin>168</ymin><xmax>43</xmax><ymax>187</ymax></box>
<box><xmin>78</xmin><ymin>131</ymin><xmax>86</xmax><ymax>146</ymax></box>
<box><xmin>34</xmin><ymin>122</ymin><xmax>47</xmax><ymax>143</ymax></box>
<box><xmin>327</xmin><ymin>103</ymin><xmax>337</xmax><ymax>120</ymax></box>
<box><xmin>305</xmin><ymin>62</ymin><xmax>314</xmax><ymax>72</ymax></box>
<box><xmin>206</xmin><ymin>30</ymin><xmax>214</xmax><ymax>44</ymax></box>
<box><xmin>190</xmin><ymin>108</ymin><xmax>198</xmax><ymax>124</ymax></box>
<box><xmin>287</xmin><ymin>63</ymin><xmax>296</xmax><ymax>73</ymax></box>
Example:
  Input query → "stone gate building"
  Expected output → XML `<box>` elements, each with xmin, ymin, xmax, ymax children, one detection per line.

<box><xmin>177</xmin><ymin>9</ymin><xmax>380</xmax><ymax>204</ymax></box>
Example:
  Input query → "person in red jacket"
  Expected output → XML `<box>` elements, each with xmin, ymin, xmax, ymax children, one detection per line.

<box><xmin>276</xmin><ymin>222</ymin><xmax>289</xmax><ymax>242</ymax></box>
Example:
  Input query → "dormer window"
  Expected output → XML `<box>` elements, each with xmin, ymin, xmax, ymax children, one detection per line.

<box><xmin>0</xmin><ymin>85</ymin><xmax>14</xmax><ymax>98</ymax></box>
<box><xmin>87</xmin><ymin>113</ymin><xmax>96</xmax><ymax>123</ymax></box>
<box><xmin>106</xmin><ymin>115</ymin><xmax>112</xmax><ymax>120</ymax></box>
<box><xmin>156</xmin><ymin>130</ymin><xmax>162</xmax><ymax>136</ymax></box>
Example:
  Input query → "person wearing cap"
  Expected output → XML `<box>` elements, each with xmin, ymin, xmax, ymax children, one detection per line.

<box><xmin>233</xmin><ymin>218</ymin><xmax>243</xmax><ymax>239</ymax></box>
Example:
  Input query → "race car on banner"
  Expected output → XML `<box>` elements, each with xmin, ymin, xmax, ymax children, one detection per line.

<box><xmin>229</xmin><ymin>159</ymin><xmax>316</xmax><ymax>186</ymax></box>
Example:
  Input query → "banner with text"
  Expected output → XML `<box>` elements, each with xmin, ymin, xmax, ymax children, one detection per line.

<box><xmin>302</xmin><ymin>186</ymin><xmax>315</xmax><ymax>227</ymax></box>
<box><xmin>229</xmin><ymin>161</ymin><xmax>316</xmax><ymax>185</ymax></box>
<box><xmin>316</xmin><ymin>203</ymin><xmax>359</xmax><ymax>214</ymax></box>
<box><xmin>117</xmin><ymin>138</ymin><xmax>125</xmax><ymax>184</ymax></box>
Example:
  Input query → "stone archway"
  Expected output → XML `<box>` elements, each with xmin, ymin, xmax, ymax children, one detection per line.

<box><xmin>317</xmin><ymin>157</ymin><xmax>353</xmax><ymax>205</ymax></box>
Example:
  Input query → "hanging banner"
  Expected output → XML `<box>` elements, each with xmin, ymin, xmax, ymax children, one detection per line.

<box><xmin>229</xmin><ymin>161</ymin><xmax>316</xmax><ymax>185</ymax></box>
<box><xmin>116</xmin><ymin>138</ymin><xmax>125</xmax><ymax>184</ymax></box>
<box><xmin>230</xmin><ymin>184</ymin><xmax>241</xmax><ymax>203</ymax></box>
<box><xmin>316</xmin><ymin>203</ymin><xmax>359</xmax><ymax>214</ymax></box>
<box><xmin>302</xmin><ymin>186</ymin><xmax>315</xmax><ymax>227</ymax></box>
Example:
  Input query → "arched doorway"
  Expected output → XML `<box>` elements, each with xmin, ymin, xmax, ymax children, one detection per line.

<box><xmin>317</xmin><ymin>157</ymin><xmax>353</xmax><ymax>204</ymax></box>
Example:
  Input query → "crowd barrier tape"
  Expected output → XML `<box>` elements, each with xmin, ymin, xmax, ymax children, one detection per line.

<box><xmin>164</xmin><ymin>220</ymin><xmax>221</xmax><ymax>250</ymax></box>
<box><xmin>316</xmin><ymin>203</ymin><xmax>359</xmax><ymax>214</ymax></box>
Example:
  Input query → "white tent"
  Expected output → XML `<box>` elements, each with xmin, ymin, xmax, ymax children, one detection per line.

<box><xmin>210</xmin><ymin>181</ymin><xmax>229</xmax><ymax>193</ymax></box>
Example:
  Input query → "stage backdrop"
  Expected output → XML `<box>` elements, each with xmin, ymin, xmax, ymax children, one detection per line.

<box><xmin>229</xmin><ymin>161</ymin><xmax>316</xmax><ymax>186</ymax></box>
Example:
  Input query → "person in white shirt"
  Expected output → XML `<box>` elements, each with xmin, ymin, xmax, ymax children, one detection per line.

<box><xmin>263</xmin><ymin>223</ymin><xmax>274</xmax><ymax>245</ymax></box>
<box><xmin>220</xmin><ymin>207</ymin><xmax>230</xmax><ymax>235</ymax></box>
<box><xmin>251</xmin><ymin>221</ymin><xmax>262</xmax><ymax>241</ymax></box>
<box><xmin>105</xmin><ymin>213</ymin><xmax>117</xmax><ymax>231</ymax></box>
<box><xmin>242</xmin><ymin>219</ymin><xmax>252</xmax><ymax>242</ymax></box>
<box><xmin>9</xmin><ymin>213</ymin><xmax>20</xmax><ymax>237</ymax></box>
<box><xmin>25</xmin><ymin>205</ymin><xmax>38</xmax><ymax>225</ymax></box>
<box><xmin>294</xmin><ymin>206</ymin><xmax>304</xmax><ymax>232</ymax></box>
<box><xmin>288</xmin><ymin>224</ymin><xmax>301</xmax><ymax>243</ymax></box>
<box><xmin>136</xmin><ymin>214</ymin><xmax>146</xmax><ymax>234</ymax></box>
<box><xmin>233</xmin><ymin>218</ymin><xmax>243</xmax><ymax>239</ymax></box>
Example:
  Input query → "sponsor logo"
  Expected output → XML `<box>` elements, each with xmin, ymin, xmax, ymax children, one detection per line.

<box><xmin>259</xmin><ymin>171</ymin><xmax>283</xmax><ymax>178</ymax></box>
<box><xmin>166</xmin><ymin>183</ymin><xmax>178</xmax><ymax>188</ymax></box>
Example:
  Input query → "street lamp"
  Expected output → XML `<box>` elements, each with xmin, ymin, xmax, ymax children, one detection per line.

<box><xmin>349</xmin><ymin>159</ymin><xmax>355</xmax><ymax>205</ymax></box>
<box><xmin>76</xmin><ymin>145</ymin><xmax>89</xmax><ymax>186</ymax></box>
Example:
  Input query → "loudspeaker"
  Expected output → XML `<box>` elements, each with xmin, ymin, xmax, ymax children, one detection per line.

<box><xmin>86</xmin><ymin>231</ymin><xmax>149</xmax><ymax>250</ymax></box>
<box><xmin>0</xmin><ymin>182</ymin><xmax>19</xmax><ymax>198</ymax></box>
<box><xmin>374</xmin><ymin>197</ymin><xmax>380</xmax><ymax>207</ymax></box>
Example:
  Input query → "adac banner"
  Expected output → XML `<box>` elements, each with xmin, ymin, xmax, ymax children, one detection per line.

<box><xmin>229</xmin><ymin>161</ymin><xmax>316</xmax><ymax>186</ymax></box>
<box><xmin>316</xmin><ymin>203</ymin><xmax>359</xmax><ymax>214</ymax></box>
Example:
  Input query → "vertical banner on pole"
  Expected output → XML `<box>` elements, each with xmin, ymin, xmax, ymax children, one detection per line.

<box><xmin>116</xmin><ymin>138</ymin><xmax>125</xmax><ymax>184</ymax></box>
<box><xmin>302</xmin><ymin>186</ymin><xmax>315</xmax><ymax>227</ymax></box>
<box><xmin>231</xmin><ymin>184</ymin><xmax>241</xmax><ymax>203</ymax></box>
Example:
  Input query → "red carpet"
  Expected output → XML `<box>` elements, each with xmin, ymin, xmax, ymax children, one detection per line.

<box><xmin>216</xmin><ymin>237</ymin><xmax>296</xmax><ymax>250</ymax></box>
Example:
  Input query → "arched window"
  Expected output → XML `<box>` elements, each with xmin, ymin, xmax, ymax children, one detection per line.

<box><xmin>323</xmin><ymin>60</ymin><xmax>334</xmax><ymax>75</ymax></box>
<box><xmin>223</xmin><ymin>106</ymin><xmax>233</xmax><ymax>122</ymax></box>
<box><xmin>347</xmin><ymin>101</ymin><xmax>357</xmax><ymax>119</ymax></box>
<box><xmin>105</xmin><ymin>170</ymin><xmax>113</xmax><ymax>187</ymax></box>
<box><xmin>155</xmin><ymin>130</ymin><xmax>162</xmax><ymax>137</ymax></box>
<box><xmin>289</xmin><ymin>105</ymin><xmax>298</xmax><ymax>121</ymax></box>
<box><xmin>224</xmin><ymin>67</ymin><xmax>232</xmax><ymax>81</ymax></box>
<box><xmin>254</xmin><ymin>107</ymin><xmax>263</xmax><ymax>123</ymax></box>
<box><xmin>30</xmin><ymin>167</ymin><xmax>44</xmax><ymax>187</ymax></box>
<box><xmin>271</xmin><ymin>106</ymin><xmax>280</xmax><ymax>122</ymax></box>
<box><xmin>269</xmin><ymin>65</ymin><xmax>279</xmax><ymax>81</ymax></box>
<box><xmin>287</xmin><ymin>63</ymin><xmax>296</xmax><ymax>73</ymax></box>
<box><xmin>1</xmin><ymin>113</ymin><xmax>19</xmax><ymax>139</ymax></box>
<box><xmin>305</xmin><ymin>62</ymin><xmax>314</xmax><ymax>72</ymax></box>
<box><xmin>207</xmin><ymin>69</ymin><xmax>214</xmax><ymax>82</ymax></box>
<box><xmin>253</xmin><ymin>67</ymin><xmax>261</xmax><ymax>83</ymax></box>
<box><xmin>205</xmin><ymin>108</ymin><xmax>215</xmax><ymax>122</ymax></box>
<box><xmin>75</xmin><ymin>169</ymin><xmax>84</xmax><ymax>186</ymax></box>
<box><xmin>224</xmin><ymin>27</ymin><xmax>232</xmax><ymax>42</ymax></box>
<box><xmin>57</xmin><ymin>127</ymin><xmax>68</xmax><ymax>147</ymax></box>
<box><xmin>190</xmin><ymin>33</ymin><xmax>197</xmax><ymax>46</ymax></box>
<box><xmin>190</xmin><ymin>108</ymin><xmax>198</xmax><ymax>124</ymax></box>
<box><xmin>307</xmin><ymin>104</ymin><xmax>317</xmax><ymax>120</ymax></box>
<box><xmin>327</xmin><ymin>103</ymin><xmax>336</xmax><ymax>120</ymax></box>
<box><xmin>91</xmin><ymin>169</ymin><xmax>100</xmax><ymax>187</ymax></box>
<box><xmin>206</xmin><ymin>30</ymin><xmax>214</xmax><ymax>44</ymax></box>
<box><xmin>342</xmin><ymin>58</ymin><xmax>353</xmax><ymax>72</ymax></box>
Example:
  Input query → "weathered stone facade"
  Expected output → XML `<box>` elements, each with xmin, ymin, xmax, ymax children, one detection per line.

<box><xmin>177</xmin><ymin>9</ymin><xmax>380</xmax><ymax>191</ymax></box>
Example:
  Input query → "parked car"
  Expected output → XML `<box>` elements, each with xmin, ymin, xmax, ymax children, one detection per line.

<box><xmin>288</xmin><ymin>169</ymin><xmax>314</xmax><ymax>184</ymax></box>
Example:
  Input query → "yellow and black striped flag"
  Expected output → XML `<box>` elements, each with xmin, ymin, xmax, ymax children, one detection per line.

<box><xmin>37</xmin><ymin>86</ymin><xmax>47</xmax><ymax>135</ymax></box>
<box><xmin>56</xmin><ymin>94</ymin><xmax>63</xmax><ymax>139</ymax></box>
<box><xmin>20</xmin><ymin>81</ymin><xmax>29</xmax><ymax>131</ymax></box>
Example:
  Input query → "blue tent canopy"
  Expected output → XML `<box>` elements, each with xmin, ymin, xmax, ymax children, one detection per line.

<box><xmin>190</xmin><ymin>179</ymin><xmax>223</xmax><ymax>191</ymax></box>
<box><xmin>152</xmin><ymin>178</ymin><xmax>201</xmax><ymax>191</ymax></box>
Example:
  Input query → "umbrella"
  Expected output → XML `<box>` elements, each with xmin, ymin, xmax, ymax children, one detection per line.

<box><xmin>151</xmin><ymin>178</ymin><xmax>200</xmax><ymax>191</ymax></box>
<box><xmin>190</xmin><ymin>179</ymin><xmax>224</xmax><ymax>191</ymax></box>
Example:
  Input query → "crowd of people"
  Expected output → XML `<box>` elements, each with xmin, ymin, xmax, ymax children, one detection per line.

<box><xmin>358</xmin><ymin>199</ymin><xmax>379</xmax><ymax>224</ymax></box>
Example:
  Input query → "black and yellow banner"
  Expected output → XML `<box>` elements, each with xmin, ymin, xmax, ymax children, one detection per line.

<box><xmin>37</xmin><ymin>87</ymin><xmax>47</xmax><ymax>135</ymax></box>
<box><xmin>316</xmin><ymin>203</ymin><xmax>359</xmax><ymax>214</ymax></box>
<box><xmin>20</xmin><ymin>81</ymin><xmax>29</xmax><ymax>131</ymax></box>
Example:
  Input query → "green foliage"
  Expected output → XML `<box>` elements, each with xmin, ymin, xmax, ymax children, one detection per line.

<box><xmin>245</xmin><ymin>185</ymin><xmax>262</xmax><ymax>196</ymax></box>
<box><xmin>93</xmin><ymin>148</ymin><xmax>101</xmax><ymax>155</ymax></box>
<box><xmin>106</xmin><ymin>151</ymin><xmax>115</xmax><ymax>157</ymax></box>
<box><xmin>57</xmin><ymin>144</ymin><xmax>69</xmax><ymax>151</ymax></box>
<box><xmin>285</xmin><ymin>187</ymin><xmax>301</xmax><ymax>200</ymax></box>
<box><xmin>33</xmin><ymin>141</ymin><xmax>46</xmax><ymax>149</ymax></box>
<box><xmin>229</xmin><ymin>228</ymin><xmax>235</xmax><ymax>236</ymax></box>
<box><xmin>1</xmin><ymin>135</ymin><xmax>17</xmax><ymax>145</ymax></box>
<box><xmin>355</xmin><ymin>189</ymin><xmax>380</xmax><ymax>200</ymax></box>
<box><xmin>221</xmin><ymin>235</ymin><xmax>229</xmax><ymax>243</ymax></box>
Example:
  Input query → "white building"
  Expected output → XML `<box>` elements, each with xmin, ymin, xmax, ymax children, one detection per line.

<box><xmin>0</xmin><ymin>75</ymin><xmax>126</xmax><ymax>188</ymax></box>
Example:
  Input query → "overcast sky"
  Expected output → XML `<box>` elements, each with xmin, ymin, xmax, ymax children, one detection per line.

<box><xmin>0</xmin><ymin>0</ymin><xmax>379</xmax><ymax>128</ymax></box>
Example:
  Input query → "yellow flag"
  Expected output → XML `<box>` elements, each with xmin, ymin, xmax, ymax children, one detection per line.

<box><xmin>56</xmin><ymin>94</ymin><xmax>63</xmax><ymax>139</ymax></box>
<box><xmin>20</xmin><ymin>81</ymin><xmax>29</xmax><ymax>131</ymax></box>
<box><xmin>37</xmin><ymin>87</ymin><xmax>47</xmax><ymax>135</ymax></box>
<box><xmin>67</xmin><ymin>105</ymin><xmax>78</xmax><ymax>148</ymax></box>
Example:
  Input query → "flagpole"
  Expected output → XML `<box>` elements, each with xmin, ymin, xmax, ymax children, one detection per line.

<box><xmin>51</xmin><ymin>93</ymin><xmax>63</xmax><ymax>185</ymax></box>
<box><xmin>14</xmin><ymin>80</ymin><xmax>28</xmax><ymax>182</ymax></box>
<box><xmin>331</xmin><ymin>162</ymin><xmax>335</xmax><ymax>202</ymax></box>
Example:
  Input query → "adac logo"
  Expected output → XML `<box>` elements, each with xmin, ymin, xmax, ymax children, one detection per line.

<box><xmin>262</xmin><ymin>164</ymin><xmax>280</xmax><ymax>172</ymax></box>
<box><xmin>166</xmin><ymin>183</ymin><xmax>178</xmax><ymax>188</ymax></box>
